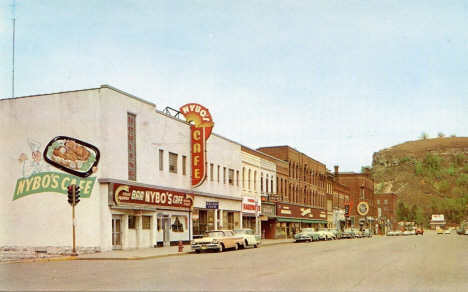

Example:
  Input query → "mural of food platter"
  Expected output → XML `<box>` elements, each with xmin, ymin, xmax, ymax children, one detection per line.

<box><xmin>43</xmin><ymin>136</ymin><xmax>100</xmax><ymax>178</ymax></box>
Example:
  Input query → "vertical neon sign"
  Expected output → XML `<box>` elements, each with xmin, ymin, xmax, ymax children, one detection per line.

<box><xmin>179</xmin><ymin>104</ymin><xmax>214</xmax><ymax>187</ymax></box>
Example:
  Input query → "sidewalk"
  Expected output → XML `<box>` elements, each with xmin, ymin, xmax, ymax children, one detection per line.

<box><xmin>74</xmin><ymin>238</ymin><xmax>293</xmax><ymax>261</ymax></box>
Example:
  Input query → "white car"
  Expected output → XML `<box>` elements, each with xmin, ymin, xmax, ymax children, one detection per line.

<box><xmin>444</xmin><ymin>229</ymin><xmax>451</xmax><ymax>235</ymax></box>
<box><xmin>317</xmin><ymin>228</ymin><xmax>336</xmax><ymax>240</ymax></box>
<box><xmin>232</xmin><ymin>228</ymin><xmax>261</xmax><ymax>248</ymax></box>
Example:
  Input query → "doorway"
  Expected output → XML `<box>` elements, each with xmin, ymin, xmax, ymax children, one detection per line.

<box><xmin>162</xmin><ymin>217</ymin><xmax>171</xmax><ymax>246</ymax></box>
<box><xmin>112</xmin><ymin>215</ymin><xmax>122</xmax><ymax>250</ymax></box>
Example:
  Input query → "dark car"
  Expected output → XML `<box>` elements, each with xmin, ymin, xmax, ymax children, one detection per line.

<box><xmin>415</xmin><ymin>227</ymin><xmax>424</xmax><ymax>235</ymax></box>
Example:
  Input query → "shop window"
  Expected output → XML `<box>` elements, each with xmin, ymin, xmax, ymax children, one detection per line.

<box><xmin>171</xmin><ymin>216</ymin><xmax>185</xmax><ymax>232</ymax></box>
<box><xmin>169</xmin><ymin>152</ymin><xmax>178</xmax><ymax>173</ymax></box>
<box><xmin>142</xmin><ymin>216</ymin><xmax>151</xmax><ymax>230</ymax></box>
<box><xmin>128</xmin><ymin>216</ymin><xmax>135</xmax><ymax>229</ymax></box>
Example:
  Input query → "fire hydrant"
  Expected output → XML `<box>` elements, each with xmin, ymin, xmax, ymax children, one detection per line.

<box><xmin>178</xmin><ymin>240</ymin><xmax>184</xmax><ymax>252</ymax></box>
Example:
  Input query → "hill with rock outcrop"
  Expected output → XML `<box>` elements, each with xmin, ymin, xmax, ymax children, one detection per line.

<box><xmin>371</xmin><ymin>137</ymin><xmax>468</xmax><ymax>222</ymax></box>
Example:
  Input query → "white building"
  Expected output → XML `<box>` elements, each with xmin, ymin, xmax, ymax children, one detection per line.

<box><xmin>0</xmin><ymin>85</ymin><xmax>242</xmax><ymax>260</ymax></box>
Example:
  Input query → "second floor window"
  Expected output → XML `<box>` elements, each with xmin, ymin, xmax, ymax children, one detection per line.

<box><xmin>169</xmin><ymin>152</ymin><xmax>177</xmax><ymax>173</ymax></box>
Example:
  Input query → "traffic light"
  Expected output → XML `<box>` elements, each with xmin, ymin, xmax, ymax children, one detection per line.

<box><xmin>74</xmin><ymin>185</ymin><xmax>80</xmax><ymax>205</ymax></box>
<box><xmin>67</xmin><ymin>185</ymin><xmax>74</xmax><ymax>204</ymax></box>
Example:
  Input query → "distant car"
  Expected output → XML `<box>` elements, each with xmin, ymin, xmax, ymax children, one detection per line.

<box><xmin>437</xmin><ymin>229</ymin><xmax>444</xmax><ymax>235</ymax></box>
<box><xmin>317</xmin><ymin>228</ymin><xmax>336</xmax><ymax>240</ymax></box>
<box><xmin>191</xmin><ymin>230</ymin><xmax>243</xmax><ymax>253</ymax></box>
<box><xmin>329</xmin><ymin>228</ymin><xmax>343</xmax><ymax>239</ymax></box>
<box><xmin>342</xmin><ymin>228</ymin><xmax>355</xmax><ymax>239</ymax></box>
<box><xmin>232</xmin><ymin>228</ymin><xmax>261</xmax><ymax>248</ymax></box>
<box><xmin>409</xmin><ymin>229</ymin><xmax>416</xmax><ymax>235</ymax></box>
<box><xmin>415</xmin><ymin>228</ymin><xmax>424</xmax><ymax>235</ymax></box>
<box><xmin>362</xmin><ymin>229</ymin><xmax>372</xmax><ymax>238</ymax></box>
<box><xmin>294</xmin><ymin>228</ymin><xmax>320</xmax><ymax>242</ymax></box>
<box><xmin>387</xmin><ymin>230</ymin><xmax>396</xmax><ymax>236</ymax></box>
<box><xmin>444</xmin><ymin>229</ymin><xmax>451</xmax><ymax>235</ymax></box>
<box><xmin>402</xmin><ymin>230</ymin><xmax>411</xmax><ymax>236</ymax></box>
<box><xmin>465</xmin><ymin>229</ymin><xmax>468</xmax><ymax>235</ymax></box>
<box><xmin>353</xmin><ymin>229</ymin><xmax>363</xmax><ymax>238</ymax></box>
<box><xmin>394</xmin><ymin>230</ymin><xmax>403</xmax><ymax>236</ymax></box>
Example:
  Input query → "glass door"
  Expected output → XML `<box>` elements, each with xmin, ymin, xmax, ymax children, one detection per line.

<box><xmin>112</xmin><ymin>215</ymin><xmax>122</xmax><ymax>250</ymax></box>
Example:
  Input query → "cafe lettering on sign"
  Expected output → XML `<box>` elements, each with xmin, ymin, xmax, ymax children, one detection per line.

<box><xmin>179</xmin><ymin>103</ymin><xmax>214</xmax><ymax>187</ymax></box>
<box><xmin>113</xmin><ymin>183</ymin><xmax>194</xmax><ymax>209</ymax></box>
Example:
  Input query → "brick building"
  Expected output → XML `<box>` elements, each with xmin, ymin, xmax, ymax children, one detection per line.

<box><xmin>375</xmin><ymin>193</ymin><xmax>398</xmax><ymax>232</ymax></box>
<box><xmin>257</xmin><ymin>146</ymin><xmax>327</xmax><ymax>238</ymax></box>
<box><xmin>335</xmin><ymin>167</ymin><xmax>375</xmax><ymax>233</ymax></box>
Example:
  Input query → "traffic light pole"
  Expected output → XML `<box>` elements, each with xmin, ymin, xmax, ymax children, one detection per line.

<box><xmin>71</xmin><ymin>184</ymin><xmax>78</xmax><ymax>257</ymax></box>
<box><xmin>72</xmin><ymin>202</ymin><xmax>77</xmax><ymax>256</ymax></box>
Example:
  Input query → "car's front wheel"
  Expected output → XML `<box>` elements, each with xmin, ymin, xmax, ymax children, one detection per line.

<box><xmin>195</xmin><ymin>250</ymin><xmax>200</xmax><ymax>254</ymax></box>
<box><xmin>218</xmin><ymin>244</ymin><xmax>224</xmax><ymax>252</ymax></box>
<box><xmin>234</xmin><ymin>243</ymin><xmax>239</xmax><ymax>251</ymax></box>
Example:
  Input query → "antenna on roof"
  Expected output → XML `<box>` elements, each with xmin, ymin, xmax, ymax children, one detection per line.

<box><xmin>11</xmin><ymin>0</ymin><xmax>18</xmax><ymax>99</ymax></box>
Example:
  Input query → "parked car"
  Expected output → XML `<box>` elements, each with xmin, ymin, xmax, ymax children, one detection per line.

<box><xmin>444</xmin><ymin>229</ymin><xmax>451</xmax><ymax>235</ymax></box>
<box><xmin>437</xmin><ymin>228</ymin><xmax>444</xmax><ymax>235</ymax></box>
<box><xmin>362</xmin><ymin>229</ymin><xmax>372</xmax><ymax>238</ymax></box>
<box><xmin>329</xmin><ymin>228</ymin><xmax>343</xmax><ymax>239</ymax></box>
<box><xmin>415</xmin><ymin>227</ymin><xmax>424</xmax><ymax>235</ymax></box>
<box><xmin>402</xmin><ymin>230</ymin><xmax>411</xmax><ymax>236</ymax></box>
<box><xmin>394</xmin><ymin>230</ymin><xmax>403</xmax><ymax>236</ymax></box>
<box><xmin>353</xmin><ymin>228</ymin><xmax>363</xmax><ymax>238</ymax></box>
<box><xmin>342</xmin><ymin>228</ymin><xmax>355</xmax><ymax>239</ymax></box>
<box><xmin>232</xmin><ymin>228</ymin><xmax>261</xmax><ymax>248</ymax></box>
<box><xmin>387</xmin><ymin>230</ymin><xmax>396</xmax><ymax>236</ymax></box>
<box><xmin>317</xmin><ymin>228</ymin><xmax>336</xmax><ymax>240</ymax></box>
<box><xmin>191</xmin><ymin>230</ymin><xmax>243</xmax><ymax>253</ymax></box>
<box><xmin>294</xmin><ymin>228</ymin><xmax>320</xmax><ymax>242</ymax></box>
<box><xmin>465</xmin><ymin>229</ymin><xmax>468</xmax><ymax>235</ymax></box>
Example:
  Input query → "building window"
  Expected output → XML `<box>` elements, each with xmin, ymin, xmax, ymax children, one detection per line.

<box><xmin>128</xmin><ymin>216</ymin><xmax>135</xmax><ymax>229</ymax></box>
<box><xmin>254</xmin><ymin>171</ymin><xmax>257</xmax><ymax>190</ymax></box>
<box><xmin>384</xmin><ymin>199</ymin><xmax>388</xmax><ymax>205</ymax></box>
<box><xmin>142</xmin><ymin>216</ymin><xmax>151</xmax><ymax>230</ymax></box>
<box><xmin>236</xmin><ymin>170</ymin><xmax>240</xmax><ymax>186</ymax></box>
<box><xmin>182</xmin><ymin>155</ymin><xmax>187</xmax><ymax>175</ymax></box>
<box><xmin>217</xmin><ymin>166</ymin><xmax>220</xmax><ymax>182</ymax></box>
<box><xmin>360</xmin><ymin>187</ymin><xmax>365</xmax><ymax>199</ymax></box>
<box><xmin>229</xmin><ymin>169</ymin><xmax>234</xmax><ymax>185</ymax></box>
<box><xmin>242</xmin><ymin>168</ymin><xmax>245</xmax><ymax>188</ymax></box>
<box><xmin>248</xmin><ymin>169</ymin><xmax>252</xmax><ymax>190</ymax></box>
<box><xmin>171</xmin><ymin>216</ymin><xmax>185</xmax><ymax>232</ymax></box>
<box><xmin>261</xmin><ymin>173</ymin><xmax>264</xmax><ymax>192</ymax></box>
<box><xmin>223</xmin><ymin>167</ymin><xmax>226</xmax><ymax>184</ymax></box>
<box><xmin>127</xmin><ymin>113</ymin><xmax>136</xmax><ymax>181</ymax></box>
<box><xmin>169</xmin><ymin>152</ymin><xmax>178</xmax><ymax>173</ymax></box>
<box><xmin>377</xmin><ymin>199</ymin><xmax>380</xmax><ymax>205</ymax></box>
<box><xmin>266</xmin><ymin>175</ymin><xmax>269</xmax><ymax>193</ymax></box>
<box><xmin>159</xmin><ymin>150</ymin><xmax>164</xmax><ymax>171</ymax></box>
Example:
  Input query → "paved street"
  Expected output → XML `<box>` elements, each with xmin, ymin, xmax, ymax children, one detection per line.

<box><xmin>1</xmin><ymin>231</ymin><xmax>467</xmax><ymax>291</ymax></box>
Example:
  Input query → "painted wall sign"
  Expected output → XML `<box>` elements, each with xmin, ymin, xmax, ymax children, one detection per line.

<box><xmin>43</xmin><ymin>136</ymin><xmax>100</xmax><ymax>178</ymax></box>
<box><xmin>113</xmin><ymin>183</ymin><xmax>194</xmax><ymax>209</ymax></box>
<box><xmin>13</xmin><ymin>172</ymin><xmax>96</xmax><ymax>201</ymax></box>
<box><xmin>14</xmin><ymin>137</ymin><xmax>99</xmax><ymax>201</ymax></box>
<box><xmin>179</xmin><ymin>103</ymin><xmax>214</xmax><ymax>187</ymax></box>
<box><xmin>344</xmin><ymin>202</ymin><xmax>350</xmax><ymax>217</ymax></box>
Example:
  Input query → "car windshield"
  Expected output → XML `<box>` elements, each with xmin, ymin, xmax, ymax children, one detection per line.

<box><xmin>301</xmin><ymin>228</ymin><xmax>315</xmax><ymax>232</ymax></box>
<box><xmin>233</xmin><ymin>229</ymin><xmax>252</xmax><ymax>235</ymax></box>
<box><xmin>203</xmin><ymin>231</ymin><xmax>224</xmax><ymax>237</ymax></box>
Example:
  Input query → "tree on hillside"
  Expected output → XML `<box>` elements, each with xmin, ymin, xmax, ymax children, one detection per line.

<box><xmin>438</xmin><ymin>132</ymin><xmax>446</xmax><ymax>138</ymax></box>
<box><xmin>420</xmin><ymin>132</ymin><xmax>430</xmax><ymax>139</ymax></box>
<box><xmin>397</xmin><ymin>201</ymin><xmax>410</xmax><ymax>221</ymax></box>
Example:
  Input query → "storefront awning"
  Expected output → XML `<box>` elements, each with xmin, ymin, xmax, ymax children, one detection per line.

<box><xmin>277</xmin><ymin>217</ymin><xmax>327</xmax><ymax>224</ymax></box>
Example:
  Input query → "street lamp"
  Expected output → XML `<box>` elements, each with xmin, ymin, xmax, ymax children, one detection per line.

<box><xmin>255</xmin><ymin>198</ymin><xmax>259</xmax><ymax>237</ymax></box>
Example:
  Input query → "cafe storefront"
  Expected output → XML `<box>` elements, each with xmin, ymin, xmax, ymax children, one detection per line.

<box><xmin>104</xmin><ymin>180</ymin><xmax>194</xmax><ymax>249</ymax></box>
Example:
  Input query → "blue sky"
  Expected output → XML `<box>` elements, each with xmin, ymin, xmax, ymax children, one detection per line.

<box><xmin>1</xmin><ymin>1</ymin><xmax>467</xmax><ymax>172</ymax></box>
